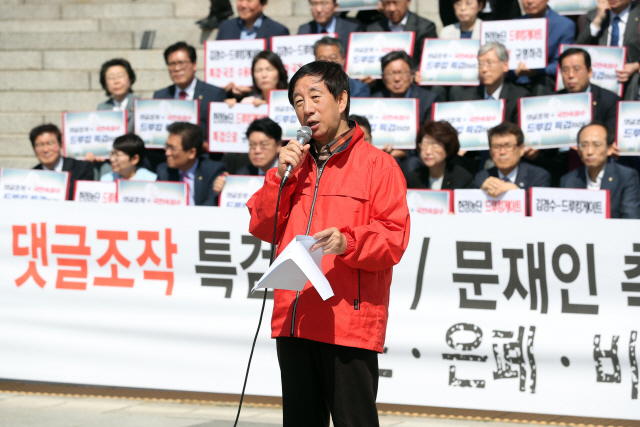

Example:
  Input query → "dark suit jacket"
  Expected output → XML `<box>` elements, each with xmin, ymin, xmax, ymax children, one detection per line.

<box><xmin>474</xmin><ymin>161</ymin><xmax>551</xmax><ymax>189</ymax></box>
<box><xmin>216</xmin><ymin>15</ymin><xmax>289</xmax><ymax>49</ymax></box>
<box><xmin>366</xmin><ymin>12</ymin><xmax>437</xmax><ymax>69</ymax></box>
<box><xmin>236</xmin><ymin>163</ymin><xmax>260</xmax><ymax>176</ymax></box>
<box><xmin>297</xmin><ymin>16</ymin><xmax>363</xmax><ymax>50</ymax></box>
<box><xmin>560</xmin><ymin>162</ymin><xmax>640</xmax><ymax>218</ymax></box>
<box><xmin>153</xmin><ymin>79</ymin><xmax>226</xmax><ymax>141</ymax></box>
<box><xmin>439</xmin><ymin>0</ymin><xmax>521</xmax><ymax>26</ymax></box>
<box><xmin>34</xmin><ymin>156</ymin><xmax>94</xmax><ymax>200</ymax></box>
<box><xmin>406</xmin><ymin>162</ymin><xmax>476</xmax><ymax>189</ymax></box>
<box><xmin>156</xmin><ymin>156</ymin><xmax>227</xmax><ymax>206</ymax></box>
<box><xmin>371</xmin><ymin>83</ymin><xmax>440</xmax><ymax>125</ymax></box>
<box><xmin>449</xmin><ymin>80</ymin><xmax>530</xmax><ymax>124</ymax></box>
<box><xmin>557</xmin><ymin>84</ymin><xmax>620</xmax><ymax>132</ymax></box>
<box><xmin>97</xmin><ymin>92</ymin><xmax>137</xmax><ymax>134</ymax></box>
<box><xmin>350</xmin><ymin>77</ymin><xmax>371</xmax><ymax>97</ymax></box>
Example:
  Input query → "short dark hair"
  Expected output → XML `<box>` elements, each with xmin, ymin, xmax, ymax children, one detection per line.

<box><xmin>313</xmin><ymin>36</ymin><xmax>345</xmax><ymax>58</ymax></box>
<box><xmin>99</xmin><ymin>58</ymin><xmax>136</xmax><ymax>97</ymax></box>
<box><xmin>251</xmin><ymin>50</ymin><xmax>289</xmax><ymax>91</ymax></box>
<box><xmin>488</xmin><ymin>122</ymin><xmax>525</xmax><ymax>147</ymax></box>
<box><xmin>29</xmin><ymin>124</ymin><xmax>61</xmax><ymax>148</ymax></box>
<box><xmin>559</xmin><ymin>47</ymin><xmax>591</xmax><ymax>70</ymax></box>
<box><xmin>113</xmin><ymin>134</ymin><xmax>146</xmax><ymax>168</ymax></box>
<box><xmin>349</xmin><ymin>114</ymin><xmax>371</xmax><ymax>135</ymax></box>
<box><xmin>164</xmin><ymin>41</ymin><xmax>197</xmax><ymax>65</ymax></box>
<box><xmin>288</xmin><ymin>61</ymin><xmax>351</xmax><ymax>117</ymax></box>
<box><xmin>577</xmin><ymin>121</ymin><xmax>613</xmax><ymax>145</ymax></box>
<box><xmin>417</xmin><ymin>121</ymin><xmax>460</xmax><ymax>159</ymax></box>
<box><xmin>381</xmin><ymin>50</ymin><xmax>413</xmax><ymax>73</ymax></box>
<box><xmin>167</xmin><ymin>122</ymin><xmax>204</xmax><ymax>154</ymax></box>
<box><xmin>246</xmin><ymin>117</ymin><xmax>283</xmax><ymax>142</ymax></box>
<box><xmin>452</xmin><ymin>0</ymin><xmax>486</xmax><ymax>9</ymax></box>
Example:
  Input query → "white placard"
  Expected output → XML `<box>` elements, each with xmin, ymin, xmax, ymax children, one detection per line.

<box><xmin>268</xmin><ymin>90</ymin><xmax>298</xmax><ymax>140</ymax></box>
<box><xmin>134</xmin><ymin>99</ymin><xmax>199</xmax><ymax>149</ymax></box>
<box><xmin>0</xmin><ymin>168</ymin><xmax>69</xmax><ymax>201</ymax></box>
<box><xmin>63</xmin><ymin>111</ymin><xmax>127</xmax><ymax>160</ymax></box>
<box><xmin>345</xmin><ymin>32</ymin><xmax>415</xmax><ymax>79</ymax></box>
<box><xmin>480</xmin><ymin>19</ymin><xmax>548</xmax><ymax>70</ymax></box>
<box><xmin>204</xmin><ymin>39</ymin><xmax>266</xmax><ymax>87</ymax></box>
<box><xmin>117</xmin><ymin>180</ymin><xmax>188</xmax><ymax>206</ymax></box>
<box><xmin>616</xmin><ymin>101</ymin><xmax>640</xmax><ymax>155</ymax></box>
<box><xmin>454</xmin><ymin>189</ymin><xmax>526</xmax><ymax>216</ymax></box>
<box><xmin>208</xmin><ymin>103</ymin><xmax>269</xmax><ymax>153</ymax></box>
<box><xmin>350</xmin><ymin>97</ymin><xmax>418</xmax><ymax>150</ymax></box>
<box><xmin>406</xmin><ymin>189</ymin><xmax>452</xmax><ymax>215</ymax></box>
<box><xmin>219</xmin><ymin>175</ymin><xmax>265</xmax><ymax>208</ymax></box>
<box><xmin>73</xmin><ymin>180</ymin><xmax>117</xmax><ymax>204</ymax></box>
<box><xmin>549</xmin><ymin>0</ymin><xmax>597</xmax><ymax>14</ymax></box>
<box><xmin>419</xmin><ymin>39</ymin><xmax>480</xmax><ymax>86</ymax></box>
<box><xmin>530</xmin><ymin>187</ymin><xmax>609</xmax><ymax>218</ymax></box>
<box><xmin>271</xmin><ymin>33</ymin><xmax>337</xmax><ymax>79</ymax></box>
<box><xmin>556</xmin><ymin>44</ymin><xmax>626</xmax><ymax>97</ymax></box>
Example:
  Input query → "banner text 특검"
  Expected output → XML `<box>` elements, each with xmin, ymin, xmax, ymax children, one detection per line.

<box><xmin>134</xmin><ymin>99</ymin><xmax>199</xmax><ymax>149</ymax></box>
<box><xmin>406</xmin><ymin>189</ymin><xmax>452</xmax><ymax>215</ymax></box>
<box><xmin>419</xmin><ymin>39</ymin><xmax>480</xmax><ymax>86</ymax></box>
<box><xmin>530</xmin><ymin>187</ymin><xmax>610</xmax><ymax>218</ymax></box>
<box><xmin>268</xmin><ymin>90</ymin><xmax>298</xmax><ymax>140</ymax></box>
<box><xmin>432</xmin><ymin>99</ymin><xmax>505</xmax><ymax>151</ymax></box>
<box><xmin>208</xmin><ymin>103</ymin><xmax>269</xmax><ymax>153</ymax></box>
<box><xmin>63</xmin><ymin>111</ymin><xmax>127</xmax><ymax>160</ymax></box>
<box><xmin>616</xmin><ymin>101</ymin><xmax>640</xmax><ymax>156</ymax></box>
<box><xmin>345</xmin><ymin>32</ymin><xmax>415</xmax><ymax>79</ymax></box>
<box><xmin>74</xmin><ymin>180</ymin><xmax>117</xmax><ymax>204</ymax></box>
<box><xmin>117</xmin><ymin>180</ymin><xmax>188</xmax><ymax>206</ymax></box>
<box><xmin>350</xmin><ymin>98</ymin><xmax>418</xmax><ymax>150</ymax></box>
<box><xmin>519</xmin><ymin>92</ymin><xmax>592</xmax><ymax>149</ymax></box>
<box><xmin>1</xmin><ymin>169</ymin><xmax>68</xmax><ymax>201</ymax></box>
<box><xmin>204</xmin><ymin>39</ymin><xmax>265</xmax><ymax>88</ymax></box>
<box><xmin>480</xmin><ymin>19</ymin><xmax>548</xmax><ymax>70</ymax></box>
<box><xmin>548</xmin><ymin>0</ymin><xmax>597</xmax><ymax>14</ymax></box>
<box><xmin>556</xmin><ymin>44</ymin><xmax>626</xmax><ymax>96</ymax></box>
<box><xmin>271</xmin><ymin>34</ymin><xmax>337</xmax><ymax>80</ymax></box>
<box><xmin>219</xmin><ymin>175</ymin><xmax>266</xmax><ymax>208</ymax></box>
<box><xmin>454</xmin><ymin>189</ymin><xmax>526</xmax><ymax>216</ymax></box>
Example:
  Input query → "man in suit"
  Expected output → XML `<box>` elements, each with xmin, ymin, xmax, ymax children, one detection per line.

<box><xmin>561</xmin><ymin>122</ymin><xmax>640</xmax><ymax>218</ymax></box>
<box><xmin>313</xmin><ymin>36</ymin><xmax>370</xmax><ymax>97</ymax></box>
<box><xmin>30</xmin><ymin>124</ymin><xmax>94</xmax><ymax>200</ymax></box>
<box><xmin>156</xmin><ymin>122</ymin><xmax>227</xmax><ymax>206</ymax></box>
<box><xmin>366</xmin><ymin>0</ymin><xmax>437</xmax><ymax>69</ymax></box>
<box><xmin>216</xmin><ymin>0</ymin><xmax>289</xmax><ymax>49</ymax></box>
<box><xmin>475</xmin><ymin>122</ymin><xmax>551</xmax><ymax>194</ymax></box>
<box><xmin>298</xmin><ymin>0</ymin><xmax>363</xmax><ymax>50</ymax></box>
<box><xmin>439</xmin><ymin>0</ymin><xmax>521</xmax><ymax>26</ymax></box>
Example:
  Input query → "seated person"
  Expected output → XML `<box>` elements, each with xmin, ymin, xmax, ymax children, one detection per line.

<box><xmin>100</xmin><ymin>134</ymin><xmax>157</xmax><ymax>182</ymax></box>
<box><xmin>439</xmin><ymin>0</ymin><xmax>484</xmax><ymax>39</ymax></box>
<box><xmin>314</xmin><ymin>36</ymin><xmax>370</xmax><ymax>97</ymax></box>
<box><xmin>97</xmin><ymin>58</ymin><xmax>137</xmax><ymax>134</ymax></box>
<box><xmin>406</xmin><ymin>120</ymin><xmax>475</xmax><ymax>189</ymax></box>
<box><xmin>298</xmin><ymin>0</ymin><xmax>363</xmax><ymax>49</ymax></box>
<box><xmin>30</xmin><ymin>124</ymin><xmax>93</xmax><ymax>200</ymax></box>
<box><xmin>475</xmin><ymin>122</ymin><xmax>551</xmax><ymax>196</ymax></box>
<box><xmin>156</xmin><ymin>122</ymin><xmax>227</xmax><ymax>206</ymax></box>
<box><xmin>226</xmin><ymin>50</ymin><xmax>288</xmax><ymax>105</ymax></box>
<box><xmin>561</xmin><ymin>122</ymin><xmax>640</xmax><ymax>218</ymax></box>
<box><xmin>439</xmin><ymin>0</ymin><xmax>521</xmax><ymax>26</ymax></box>
<box><xmin>349</xmin><ymin>114</ymin><xmax>373</xmax><ymax>144</ymax></box>
<box><xmin>216</xmin><ymin>0</ymin><xmax>289</xmax><ymax>49</ymax></box>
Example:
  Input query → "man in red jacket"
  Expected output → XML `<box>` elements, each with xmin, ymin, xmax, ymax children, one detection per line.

<box><xmin>246</xmin><ymin>61</ymin><xmax>410</xmax><ymax>427</ymax></box>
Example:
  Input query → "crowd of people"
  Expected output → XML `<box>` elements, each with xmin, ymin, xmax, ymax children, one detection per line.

<box><xmin>23</xmin><ymin>0</ymin><xmax>640</xmax><ymax>218</ymax></box>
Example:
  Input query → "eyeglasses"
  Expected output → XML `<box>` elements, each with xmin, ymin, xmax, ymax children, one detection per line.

<box><xmin>383</xmin><ymin>70</ymin><xmax>412</xmax><ymax>79</ymax></box>
<box><xmin>419</xmin><ymin>141</ymin><xmax>445</xmax><ymax>152</ymax></box>
<box><xmin>249</xmin><ymin>141</ymin><xmax>277</xmax><ymax>151</ymax></box>
<box><xmin>34</xmin><ymin>140</ymin><xmax>58</xmax><ymax>150</ymax></box>
<box><xmin>165</xmin><ymin>144</ymin><xmax>182</xmax><ymax>153</ymax></box>
<box><xmin>490</xmin><ymin>143</ymin><xmax>519</xmax><ymax>152</ymax></box>
<box><xmin>106</xmin><ymin>73</ymin><xmax>128</xmax><ymax>82</ymax></box>
<box><xmin>310</xmin><ymin>1</ymin><xmax>332</xmax><ymax>9</ymax></box>
<box><xmin>478</xmin><ymin>60</ymin><xmax>501</xmax><ymax>69</ymax></box>
<box><xmin>167</xmin><ymin>60</ymin><xmax>192</xmax><ymax>69</ymax></box>
<box><xmin>579</xmin><ymin>141</ymin><xmax>605</xmax><ymax>150</ymax></box>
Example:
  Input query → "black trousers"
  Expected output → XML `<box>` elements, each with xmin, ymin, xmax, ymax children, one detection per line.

<box><xmin>276</xmin><ymin>337</ymin><xmax>380</xmax><ymax>427</ymax></box>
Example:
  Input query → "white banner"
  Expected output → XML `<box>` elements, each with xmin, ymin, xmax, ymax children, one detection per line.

<box><xmin>556</xmin><ymin>44</ymin><xmax>626</xmax><ymax>97</ymax></box>
<box><xmin>63</xmin><ymin>111</ymin><xmax>127</xmax><ymax>160</ymax></box>
<box><xmin>406</xmin><ymin>189</ymin><xmax>452</xmax><ymax>215</ymax></box>
<box><xmin>0</xmin><ymin>201</ymin><xmax>638</xmax><ymax>420</ymax></box>
<box><xmin>1</xmin><ymin>168</ymin><xmax>69</xmax><ymax>201</ymax></box>
<box><xmin>419</xmin><ymin>39</ymin><xmax>480</xmax><ymax>86</ymax></box>
<box><xmin>454</xmin><ymin>189</ymin><xmax>526</xmax><ymax>216</ymax></box>
<box><xmin>134</xmin><ymin>99</ymin><xmax>199</xmax><ymax>149</ymax></box>
<box><xmin>268</xmin><ymin>90</ymin><xmax>298</xmax><ymax>140</ymax></box>
<box><xmin>480</xmin><ymin>19</ymin><xmax>548</xmax><ymax>70</ymax></box>
<box><xmin>530</xmin><ymin>187</ymin><xmax>610</xmax><ymax>218</ymax></box>
<box><xmin>204</xmin><ymin>39</ymin><xmax>266</xmax><ymax>88</ymax></box>
<box><xmin>345</xmin><ymin>32</ymin><xmax>415</xmax><ymax>79</ymax></box>
<box><xmin>336</xmin><ymin>0</ymin><xmax>378</xmax><ymax>10</ymax></box>
<box><xmin>117</xmin><ymin>180</ymin><xmax>188</xmax><ymax>206</ymax></box>
<box><xmin>350</xmin><ymin>97</ymin><xmax>418</xmax><ymax>150</ymax></box>
<box><xmin>616</xmin><ymin>101</ymin><xmax>640</xmax><ymax>156</ymax></box>
<box><xmin>74</xmin><ymin>180</ymin><xmax>117</xmax><ymax>203</ymax></box>
<box><xmin>208</xmin><ymin>103</ymin><xmax>269</xmax><ymax>153</ymax></box>
<box><xmin>549</xmin><ymin>0</ymin><xmax>597</xmax><ymax>14</ymax></box>
<box><xmin>218</xmin><ymin>175</ymin><xmax>265</xmax><ymax>208</ymax></box>
<box><xmin>271</xmin><ymin>34</ymin><xmax>337</xmax><ymax>79</ymax></box>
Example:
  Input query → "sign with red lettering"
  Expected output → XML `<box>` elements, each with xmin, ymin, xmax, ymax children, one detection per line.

<box><xmin>271</xmin><ymin>33</ymin><xmax>337</xmax><ymax>79</ymax></box>
<box><xmin>530</xmin><ymin>187</ymin><xmax>609</xmax><ymax>218</ymax></box>
<box><xmin>63</xmin><ymin>111</ymin><xmax>127</xmax><ymax>160</ymax></box>
<box><xmin>454</xmin><ymin>189</ymin><xmax>526</xmax><ymax>216</ymax></box>
<box><xmin>208</xmin><ymin>102</ymin><xmax>269</xmax><ymax>153</ymax></box>
<box><xmin>134</xmin><ymin>99</ymin><xmax>199</xmax><ymax>149</ymax></box>
<box><xmin>204</xmin><ymin>39</ymin><xmax>266</xmax><ymax>88</ymax></box>
<box><xmin>616</xmin><ymin>101</ymin><xmax>640</xmax><ymax>155</ymax></box>
<box><xmin>350</xmin><ymin>97</ymin><xmax>418</xmax><ymax>150</ymax></box>
<box><xmin>556</xmin><ymin>44</ymin><xmax>626</xmax><ymax>97</ymax></box>
<box><xmin>345</xmin><ymin>32</ymin><xmax>415</xmax><ymax>79</ymax></box>
<box><xmin>116</xmin><ymin>180</ymin><xmax>188</xmax><ymax>206</ymax></box>
<box><xmin>432</xmin><ymin>99</ymin><xmax>505</xmax><ymax>150</ymax></box>
<box><xmin>407</xmin><ymin>189</ymin><xmax>452</xmax><ymax>215</ymax></box>
<box><xmin>1</xmin><ymin>168</ymin><xmax>69</xmax><ymax>201</ymax></box>
<box><xmin>419</xmin><ymin>39</ymin><xmax>480</xmax><ymax>86</ymax></box>
<box><xmin>480</xmin><ymin>18</ymin><xmax>548</xmax><ymax>70</ymax></box>
<box><xmin>219</xmin><ymin>175</ymin><xmax>265</xmax><ymax>208</ymax></box>
<box><xmin>74</xmin><ymin>180</ymin><xmax>117</xmax><ymax>204</ymax></box>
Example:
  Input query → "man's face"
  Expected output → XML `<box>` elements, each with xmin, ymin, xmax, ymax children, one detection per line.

<box><xmin>560</xmin><ymin>53</ymin><xmax>592</xmax><ymax>93</ymax></box>
<box><xmin>310</xmin><ymin>0</ymin><xmax>337</xmax><ymax>27</ymax></box>
<box><xmin>382</xmin><ymin>0</ymin><xmax>410</xmax><ymax>25</ymax></box>
<box><xmin>382</xmin><ymin>59</ymin><xmax>413</xmax><ymax>96</ymax></box>
<box><xmin>165</xmin><ymin>133</ymin><xmax>197</xmax><ymax>170</ymax></box>
<box><xmin>33</xmin><ymin>132</ymin><xmax>61</xmax><ymax>168</ymax></box>
<box><xmin>248</xmin><ymin>131</ymin><xmax>281</xmax><ymax>170</ymax></box>
<box><xmin>578</xmin><ymin>125</ymin><xmax>613</xmax><ymax>171</ymax></box>
<box><xmin>292</xmin><ymin>75</ymin><xmax>348</xmax><ymax>145</ymax></box>
<box><xmin>315</xmin><ymin>44</ymin><xmax>345</xmax><ymax>68</ymax></box>
<box><xmin>166</xmin><ymin>49</ymin><xmax>197</xmax><ymax>89</ymax></box>
<box><xmin>489</xmin><ymin>133</ymin><xmax>523</xmax><ymax>173</ymax></box>
<box><xmin>478</xmin><ymin>49</ymin><xmax>508</xmax><ymax>87</ymax></box>
<box><xmin>522</xmin><ymin>0</ymin><xmax>548</xmax><ymax>16</ymax></box>
<box><xmin>237</xmin><ymin>0</ymin><xmax>265</xmax><ymax>22</ymax></box>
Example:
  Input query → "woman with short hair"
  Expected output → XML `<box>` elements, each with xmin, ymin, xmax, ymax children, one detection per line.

<box><xmin>100</xmin><ymin>134</ymin><xmax>157</xmax><ymax>182</ymax></box>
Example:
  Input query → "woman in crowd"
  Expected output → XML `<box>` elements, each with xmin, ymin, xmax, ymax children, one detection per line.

<box><xmin>406</xmin><ymin>121</ymin><xmax>475</xmax><ymax>189</ymax></box>
<box><xmin>439</xmin><ymin>0</ymin><xmax>484</xmax><ymax>39</ymax></box>
<box><xmin>100</xmin><ymin>134</ymin><xmax>157</xmax><ymax>182</ymax></box>
<box><xmin>225</xmin><ymin>51</ymin><xmax>288</xmax><ymax>106</ymax></box>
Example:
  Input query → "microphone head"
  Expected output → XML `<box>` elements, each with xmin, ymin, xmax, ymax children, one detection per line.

<box><xmin>297</xmin><ymin>126</ymin><xmax>312</xmax><ymax>142</ymax></box>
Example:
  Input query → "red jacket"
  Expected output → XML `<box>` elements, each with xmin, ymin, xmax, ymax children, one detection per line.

<box><xmin>246</xmin><ymin>124</ymin><xmax>410</xmax><ymax>353</ymax></box>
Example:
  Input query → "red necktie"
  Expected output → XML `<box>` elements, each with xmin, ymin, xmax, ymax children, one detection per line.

<box><xmin>179</xmin><ymin>90</ymin><xmax>187</xmax><ymax>100</ymax></box>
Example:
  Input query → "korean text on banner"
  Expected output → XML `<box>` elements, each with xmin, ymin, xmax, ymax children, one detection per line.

<box><xmin>117</xmin><ymin>180</ymin><xmax>188</xmax><ymax>206</ymax></box>
<box><xmin>419</xmin><ymin>39</ymin><xmax>480</xmax><ymax>86</ymax></box>
<box><xmin>272</xmin><ymin>34</ymin><xmax>337</xmax><ymax>80</ymax></box>
<box><xmin>208</xmin><ymin>103</ymin><xmax>269</xmax><ymax>153</ymax></box>
<box><xmin>480</xmin><ymin>19</ymin><xmax>548</xmax><ymax>70</ymax></box>
<box><xmin>134</xmin><ymin>99</ymin><xmax>199</xmax><ymax>149</ymax></box>
<box><xmin>616</xmin><ymin>101</ymin><xmax>640</xmax><ymax>156</ymax></box>
<box><xmin>350</xmin><ymin>97</ymin><xmax>418</xmax><ymax>150</ymax></box>
<box><xmin>337</xmin><ymin>0</ymin><xmax>378</xmax><ymax>10</ymax></box>
<box><xmin>530</xmin><ymin>187</ymin><xmax>610</xmax><ymax>218</ymax></box>
<box><xmin>556</xmin><ymin>44</ymin><xmax>626</xmax><ymax>96</ymax></box>
<box><xmin>406</xmin><ymin>189</ymin><xmax>452</xmax><ymax>215</ymax></box>
<box><xmin>219</xmin><ymin>175</ymin><xmax>265</xmax><ymax>208</ymax></box>
<box><xmin>268</xmin><ymin>90</ymin><xmax>298</xmax><ymax>140</ymax></box>
<box><xmin>345</xmin><ymin>32</ymin><xmax>415</xmax><ymax>79</ymax></box>
<box><xmin>432</xmin><ymin>99</ymin><xmax>505</xmax><ymax>151</ymax></box>
<box><xmin>548</xmin><ymin>0</ymin><xmax>597</xmax><ymax>15</ymax></box>
<box><xmin>204</xmin><ymin>39</ymin><xmax>265</xmax><ymax>88</ymax></box>
<box><xmin>519</xmin><ymin>92</ymin><xmax>592</xmax><ymax>149</ymax></box>
<box><xmin>74</xmin><ymin>180</ymin><xmax>117</xmax><ymax>204</ymax></box>
<box><xmin>1</xmin><ymin>169</ymin><xmax>69</xmax><ymax>201</ymax></box>
<box><xmin>454</xmin><ymin>189</ymin><xmax>526</xmax><ymax>216</ymax></box>
<box><xmin>63</xmin><ymin>111</ymin><xmax>127</xmax><ymax>160</ymax></box>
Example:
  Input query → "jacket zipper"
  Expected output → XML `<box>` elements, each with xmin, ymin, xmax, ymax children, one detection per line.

<box><xmin>355</xmin><ymin>269</ymin><xmax>361</xmax><ymax>310</ymax></box>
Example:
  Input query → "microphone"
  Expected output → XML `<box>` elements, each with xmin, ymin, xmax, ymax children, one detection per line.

<box><xmin>282</xmin><ymin>126</ymin><xmax>312</xmax><ymax>182</ymax></box>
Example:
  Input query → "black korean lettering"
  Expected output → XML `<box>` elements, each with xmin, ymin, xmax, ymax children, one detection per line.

<box><xmin>241</xmin><ymin>235</ymin><xmax>273</xmax><ymax>300</ymax></box>
<box><xmin>631</xmin><ymin>331</ymin><xmax>638</xmax><ymax>399</ymax></box>
<box><xmin>552</xmin><ymin>244</ymin><xmax>598</xmax><ymax>315</ymax></box>
<box><xmin>453</xmin><ymin>242</ymin><xmax>499</xmax><ymax>310</ymax></box>
<box><xmin>196</xmin><ymin>231</ymin><xmax>237</xmax><ymax>298</ymax></box>
<box><xmin>622</xmin><ymin>243</ymin><xmax>640</xmax><ymax>307</ymax></box>
<box><xmin>594</xmin><ymin>334</ymin><xmax>621</xmax><ymax>383</ymax></box>
<box><xmin>443</xmin><ymin>323</ymin><xmax>486</xmax><ymax>388</ymax></box>
<box><xmin>502</xmin><ymin>249</ymin><xmax>528</xmax><ymax>300</ymax></box>
<box><xmin>492</xmin><ymin>327</ymin><xmax>536</xmax><ymax>393</ymax></box>
<box><xmin>410</xmin><ymin>237</ymin><xmax>430</xmax><ymax>310</ymax></box>
<box><xmin>527</xmin><ymin>243</ymin><xmax>548</xmax><ymax>313</ymax></box>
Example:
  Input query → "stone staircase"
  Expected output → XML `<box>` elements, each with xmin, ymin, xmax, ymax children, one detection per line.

<box><xmin>0</xmin><ymin>0</ymin><xmax>440</xmax><ymax>168</ymax></box>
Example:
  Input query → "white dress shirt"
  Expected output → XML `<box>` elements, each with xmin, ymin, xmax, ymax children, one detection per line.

<box><xmin>590</xmin><ymin>5</ymin><xmax>630</xmax><ymax>46</ymax></box>
<box><xmin>587</xmin><ymin>166</ymin><xmax>605</xmax><ymax>190</ymax></box>
<box><xmin>484</xmin><ymin>82</ymin><xmax>504</xmax><ymax>100</ymax></box>
<box><xmin>43</xmin><ymin>156</ymin><xmax>64</xmax><ymax>172</ymax></box>
<box><xmin>389</xmin><ymin>12</ymin><xmax>409</xmax><ymax>32</ymax></box>
<box><xmin>498</xmin><ymin>166</ymin><xmax>518</xmax><ymax>183</ymax></box>
<box><xmin>112</xmin><ymin>97</ymin><xmax>129</xmax><ymax>112</ymax></box>
<box><xmin>317</xmin><ymin>16</ymin><xmax>337</xmax><ymax>33</ymax></box>
<box><xmin>429</xmin><ymin>175</ymin><xmax>444</xmax><ymax>190</ymax></box>
<box><xmin>173</xmin><ymin>78</ymin><xmax>197</xmax><ymax>100</ymax></box>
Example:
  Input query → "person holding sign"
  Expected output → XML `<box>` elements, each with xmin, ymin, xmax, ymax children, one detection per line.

<box><xmin>226</xmin><ymin>50</ymin><xmax>289</xmax><ymax>106</ymax></box>
<box><xmin>216</xmin><ymin>0</ymin><xmax>289</xmax><ymax>50</ymax></box>
<box><xmin>313</xmin><ymin>36</ymin><xmax>371</xmax><ymax>97</ymax></box>
<box><xmin>561</xmin><ymin>122</ymin><xmax>640</xmax><ymax>218</ymax></box>
<box><xmin>100</xmin><ymin>134</ymin><xmax>158</xmax><ymax>182</ymax></box>
<box><xmin>97</xmin><ymin>59</ymin><xmax>137</xmax><ymax>134</ymax></box>
<box><xmin>439</xmin><ymin>0</ymin><xmax>484</xmax><ymax>39</ymax></box>
<box><xmin>298</xmin><ymin>0</ymin><xmax>363</xmax><ymax>50</ymax></box>
<box><xmin>247</xmin><ymin>61</ymin><xmax>410</xmax><ymax>427</ymax></box>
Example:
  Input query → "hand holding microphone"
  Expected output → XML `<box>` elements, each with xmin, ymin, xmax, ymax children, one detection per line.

<box><xmin>277</xmin><ymin>126</ymin><xmax>312</xmax><ymax>182</ymax></box>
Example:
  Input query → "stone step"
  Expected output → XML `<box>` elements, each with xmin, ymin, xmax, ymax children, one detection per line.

<box><xmin>100</xmin><ymin>18</ymin><xmax>201</xmax><ymax>33</ymax></box>
<box><xmin>41</xmin><ymin>49</ymin><xmax>172</xmax><ymax>71</ymax></box>
<box><xmin>0</xmin><ymin>157</ymin><xmax>39</xmax><ymax>170</ymax></box>
<box><xmin>133</xmin><ymin>30</ymin><xmax>216</xmax><ymax>51</ymax></box>
<box><xmin>0</xmin><ymin>19</ymin><xmax>98</xmax><ymax>33</ymax></box>
<box><xmin>0</xmin><ymin>32</ymin><xmax>134</xmax><ymax>50</ymax></box>
<box><xmin>0</xmin><ymin>4</ymin><xmax>61</xmax><ymax>20</ymax></box>
<box><xmin>0</xmin><ymin>52</ymin><xmax>42</xmax><ymax>70</ymax></box>
<box><xmin>62</xmin><ymin>3</ymin><xmax>175</xmax><ymax>20</ymax></box>
<box><xmin>0</xmin><ymin>91</ymin><xmax>109</xmax><ymax>112</ymax></box>
<box><xmin>89</xmin><ymin>70</ymin><xmax>205</xmax><ymax>92</ymax></box>
<box><xmin>0</xmin><ymin>71</ymin><xmax>91</xmax><ymax>91</ymax></box>
<box><xmin>0</xmin><ymin>136</ymin><xmax>38</xmax><ymax>157</ymax></box>
<box><xmin>0</xmin><ymin>114</ymin><xmax>51</xmax><ymax>134</ymax></box>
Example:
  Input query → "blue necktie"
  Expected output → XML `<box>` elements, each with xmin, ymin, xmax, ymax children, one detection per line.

<box><xmin>610</xmin><ymin>16</ymin><xmax>620</xmax><ymax>47</ymax></box>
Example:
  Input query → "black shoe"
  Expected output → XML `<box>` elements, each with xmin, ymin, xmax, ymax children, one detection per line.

<box><xmin>196</xmin><ymin>10</ymin><xmax>233</xmax><ymax>29</ymax></box>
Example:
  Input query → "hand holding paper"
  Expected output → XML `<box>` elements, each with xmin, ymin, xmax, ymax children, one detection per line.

<box><xmin>311</xmin><ymin>227</ymin><xmax>347</xmax><ymax>255</ymax></box>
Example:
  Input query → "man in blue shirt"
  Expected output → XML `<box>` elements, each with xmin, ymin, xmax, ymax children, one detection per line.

<box><xmin>216</xmin><ymin>0</ymin><xmax>289</xmax><ymax>49</ymax></box>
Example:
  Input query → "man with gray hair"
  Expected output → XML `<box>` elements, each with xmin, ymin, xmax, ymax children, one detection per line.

<box><xmin>313</xmin><ymin>36</ymin><xmax>370</xmax><ymax>97</ymax></box>
<box><xmin>450</xmin><ymin>42</ymin><xmax>529</xmax><ymax>124</ymax></box>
